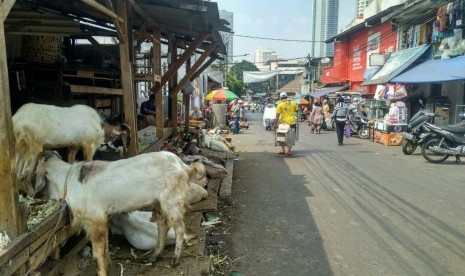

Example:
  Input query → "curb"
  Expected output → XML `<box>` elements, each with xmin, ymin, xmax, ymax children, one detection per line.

<box><xmin>218</xmin><ymin>158</ymin><xmax>234</xmax><ymax>205</ymax></box>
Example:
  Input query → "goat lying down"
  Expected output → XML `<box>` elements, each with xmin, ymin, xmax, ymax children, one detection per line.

<box><xmin>110</xmin><ymin>184</ymin><xmax>208</xmax><ymax>250</ymax></box>
<box><xmin>13</xmin><ymin>103</ymin><xmax>104</xmax><ymax>195</ymax></box>
<box><xmin>110</xmin><ymin>173</ymin><xmax>208</xmax><ymax>250</ymax></box>
<box><xmin>35</xmin><ymin>151</ymin><xmax>207</xmax><ymax>276</ymax></box>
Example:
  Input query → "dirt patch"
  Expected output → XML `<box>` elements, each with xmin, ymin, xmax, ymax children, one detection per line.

<box><xmin>204</xmin><ymin>204</ymin><xmax>243</xmax><ymax>275</ymax></box>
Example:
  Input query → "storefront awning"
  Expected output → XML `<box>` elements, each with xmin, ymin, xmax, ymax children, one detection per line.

<box><xmin>361</xmin><ymin>44</ymin><xmax>431</xmax><ymax>86</ymax></box>
<box><xmin>391</xmin><ymin>55</ymin><xmax>465</xmax><ymax>83</ymax></box>
<box><xmin>310</xmin><ymin>85</ymin><xmax>348</xmax><ymax>98</ymax></box>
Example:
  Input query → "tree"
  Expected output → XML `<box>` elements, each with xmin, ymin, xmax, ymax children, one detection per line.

<box><xmin>226</xmin><ymin>72</ymin><xmax>244</xmax><ymax>96</ymax></box>
<box><xmin>228</xmin><ymin>60</ymin><xmax>269</xmax><ymax>97</ymax></box>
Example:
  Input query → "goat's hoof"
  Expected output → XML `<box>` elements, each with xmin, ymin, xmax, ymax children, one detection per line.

<box><xmin>171</xmin><ymin>258</ymin><xmax>180</xmax><ymax>267</ymax></box>
<box><xmin>149</xmin><ymin>254</ymin><xmax>158</xmax><ymax>263</ymax></box>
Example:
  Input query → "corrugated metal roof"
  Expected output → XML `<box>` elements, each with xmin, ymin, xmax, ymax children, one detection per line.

<box><xmin>280</xmin><ymin>76</ymin><xmax>302</xmax><ymax>93</ymax></box>
<box><xmin>17</xmin><ymin>0</ymin><xmax>228</xmax><ymax>55</ymax></box>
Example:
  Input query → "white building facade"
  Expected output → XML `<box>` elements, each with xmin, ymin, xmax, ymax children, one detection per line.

<box><xmin>254</xmin><ymin>48</ymin><xmax>278</xmax><ymax>71</ymax></box>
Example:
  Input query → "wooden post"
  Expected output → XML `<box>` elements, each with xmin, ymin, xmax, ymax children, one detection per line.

<box><xmin>152</xmin><ymin>27</ymin><xmax>164</xmax><ymax>139</ymax></box>
<box><xmin>0</xmin><ymin>0</ymin><xmax>23</xmax><ymax>238</ymax></box>
<box><xmin>153</xmin><ymin>32</ymin><xmax>208</xmax><ymax>95</ymax></box>
<box><xmin>117</xmin><ymin>0</ymin><xmax>138</xmax><ymax>155</ymax></box>
<box><xmin>183</xmin><ymin>58</ymin><xmax>191</xmax><ymax>134</ymax></box>
<box><xmin>169</xmin><ymin>37</ymin><xmax>178</xmax><ymax>135</ymax></box>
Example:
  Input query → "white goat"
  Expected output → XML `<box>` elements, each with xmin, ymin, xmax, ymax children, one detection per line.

<box><xmin>13</xmin><ymin>103</ymin><xmax>104</xmax><ymax>195</ymax></box>
<box><xmin>109</xmin><ymin>180</ymin><xmax>208</xmax><ymax>250</ymax></box>
<box><xmin>34</xmin><ymin>151</ymin><xmax>206</xmax><ymax>276</ymax></box>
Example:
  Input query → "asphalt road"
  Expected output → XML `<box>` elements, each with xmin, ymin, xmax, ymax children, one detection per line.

<box><xmin>222</xmin><ymin>109</ymin><xmax>465</xmax><ymax>276</ymax></box>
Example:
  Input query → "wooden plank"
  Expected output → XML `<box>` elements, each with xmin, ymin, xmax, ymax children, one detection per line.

<box><xmin>104</xmin><ymin>0</ymin><xmax>124</xmax><ymax>43</ymax></box>
<box><xmin>0</xmin><ymin>207</ymin><xmax>67</xmax><ymax>267</ymax></box>
<box><xmin>190</xmin><ymin>192</ymin><xmax>217</xmax><ymax>212</ymax></box>
<box><xmin>171</xmin><ymin>43</ymin><xmax>217</xmax><ymax>96</ymax></box>
<box><xmin>70</xmin><ymin>84</ymin><xmax>123</xmax><ymax>95</ymax></box>
<box><xmin>81</xmin><ymin>0</ymin><xmax>124</xmax><ymax>23</ymax></box>
<box><xmin>134</xmin><ymin>73</ymin><xmax>161</xmax><ymax>82</ymax></box>
<box><xmin>117</xmin><ymin>0</ymin><xmax>138</xmax><ymax>156</ymax></box>
<box><xmin>140</xmin><ymin>128</ymin><xmax>172</xmax><ymax>154</ymax></box>
<box><xmin>169</xmin><ymin>37</ymin><xmax>178</xmax><ymax>135</ymax></box>
<box><xmin>190</xmin><ymin>55</ymin><xmax>217</xmax><ymax>81</ymax></box>
<box><xmin>0</xmin><ymin>8</ymin><xmax>23</xmax><ymax>241</ymax></box>
<box><xmin>0</xmin><ymin>249</ymin><xmax>29</xmax><ymax>276</ymax></box>
<box><xmin>28</xmin><ymin>225</ymin><xmax>74</xmax><ymax>272</ymax></box>
<box><xmin>1</xmin><ymin>0</ymin><xmax>16</xmax><ymax>21</ymax></box>
<box><xmin>36</xmin><ymin>234</ymin><xmax>89</xmax><ymax>276</ymax></box>
<box><xmin>154</xmin><ymin>32</ymin><xmax>209</xmax><ymax>95</ymax></box>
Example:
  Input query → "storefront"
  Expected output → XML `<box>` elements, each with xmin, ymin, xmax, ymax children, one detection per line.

<box><xmin>392</xmin><ymin>55</ymin><xmax>465</xmax><ymax>125</ymax></box>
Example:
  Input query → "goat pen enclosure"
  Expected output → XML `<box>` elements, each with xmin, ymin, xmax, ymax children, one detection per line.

<box><xmin>0</xmin><ymin>0</ymin><xmax>228</xmax><ymax>274</ymax></box>
<box><xmin>0</xmin><ymin>206</ymin><xmax>84</xmax><ymax>275</ymax></box>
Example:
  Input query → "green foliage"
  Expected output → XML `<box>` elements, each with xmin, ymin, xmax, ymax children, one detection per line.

<box><xmin>226</xmin><ymin>72</ymin><xmax>244</xmax><ymax>96</ymax></box>
<box><xmin>226</xmin><ymin>60</ymin><xmax>271</xmax><ymax>97</ymax></box>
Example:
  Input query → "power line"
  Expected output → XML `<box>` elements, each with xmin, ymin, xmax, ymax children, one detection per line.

<box><xmin>234</xmin><ymin>34</ymin><xmax>324</xmax><ymax>43</ymax></box>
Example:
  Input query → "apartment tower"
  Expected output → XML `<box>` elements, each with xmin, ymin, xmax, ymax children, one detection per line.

<box><xmin>219</xmin><ymin>10</ymin><xmax>234</xmax><ymax>63</ymax></box>
<box><xmin>356</xmin><ymin>0</ymin><xmax>373</xmax><ymax>18</ymax></box>
<box><xmin>311</xmin><ymin>0</ymin><xmax>339</xmax><ymax>58</ymax></box>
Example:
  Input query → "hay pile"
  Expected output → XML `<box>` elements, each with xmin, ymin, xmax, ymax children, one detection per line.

<box><xmin>19</xmin><ymin>196</ymin><xmax>60</xmax><ymax>230</ymax></box>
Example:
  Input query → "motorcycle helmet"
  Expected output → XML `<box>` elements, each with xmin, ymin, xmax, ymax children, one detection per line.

<box><xmin>279</xmin><ymin>92</ymin><xmax>288</xmax><ymax>99</ymax></box>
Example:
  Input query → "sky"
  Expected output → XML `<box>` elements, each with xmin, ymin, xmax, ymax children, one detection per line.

<box><xmin>213</xmin><ymin>0</ymin><xmax>357</xmax><ymax>62</ymax></box>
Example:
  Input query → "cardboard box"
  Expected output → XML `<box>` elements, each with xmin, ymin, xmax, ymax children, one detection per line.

<box><xmin>378</xmin><ymin>132</ymin><xmax>404</xmax><ymax>146</ymax></box>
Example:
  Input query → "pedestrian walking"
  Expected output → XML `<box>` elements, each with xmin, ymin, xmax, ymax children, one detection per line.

<box><xmin>274</xmin><ymin>92</ymin><xmax>298</xmax><ymax>155</ymax></box>
<box><xmin>332</xmin><ymin>96</ymin><xmax>349</xmax><ymax>146</ymax></box>
<box><xmin>309</xmin><ymin>101</ymin><xmax>325</xmax><ymax>134</ymax></box>
<box><xmin>230</xmin><ymin>98</ymin><xmax>241</xmax><ymax>134</ymax></box>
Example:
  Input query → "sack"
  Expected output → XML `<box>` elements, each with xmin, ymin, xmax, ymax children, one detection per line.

<box><xmin>344</xmin><ymin>122</ymin><xmax>351</xmax><ymax>138</ymax></box>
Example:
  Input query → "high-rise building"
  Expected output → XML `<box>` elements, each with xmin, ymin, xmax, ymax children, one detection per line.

<box><xmin>311</xmin><ymin>0</ymin><xmax>339</xmax><ymax>58</ymax></box>
<box><xmin>356</xmin><ymin>0</ymin><xmax>373</xmax><ymax>18</ymax></box>
<box><xmin>254</xmin><ymin>48</ymin><xmax>278</xmax><ymax>71</ymax></box>
<box><xmin>219</xmin><ymin>10</ymin><xmax>234</xmax><ymax>63</ymax></box>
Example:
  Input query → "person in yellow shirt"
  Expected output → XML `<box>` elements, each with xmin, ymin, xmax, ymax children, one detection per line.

<box><xmin>274</xmin><ymin>92</ymin><xmax>298</xmax><ymax>155</ymax></box>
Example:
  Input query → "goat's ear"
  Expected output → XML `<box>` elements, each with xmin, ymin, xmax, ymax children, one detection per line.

<box><xmin>34</xmin><ymin>172</ymin><xmax>48</xmax><ymax>196</ymax></box>
<box><xmin>34</xmin><ymin>157</ymin><xmax>49</xmax><ymax>196</ymax></box>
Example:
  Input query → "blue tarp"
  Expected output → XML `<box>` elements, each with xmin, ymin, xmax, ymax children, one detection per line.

<box><xmin>391</xmin><ymin>55</ymin><xmax>465</xmax><ymax>83</ymax></box>
<box><xmin>361</xmin><ymin>44</ymin><xmax>431</xmax><ymax>85</ymax></box>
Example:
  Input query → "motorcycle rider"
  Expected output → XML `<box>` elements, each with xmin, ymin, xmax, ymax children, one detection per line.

<box><xmin>332</xmin><ymin>96</ymin><xmax>349</xmax><ymax>146</ymax></box>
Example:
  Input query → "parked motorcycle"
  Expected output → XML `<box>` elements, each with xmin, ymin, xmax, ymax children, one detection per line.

<box><xmin>348</xmin><ymin>115</ymin><xmax>369</xmax><ymax>138</ymax></box>
<box><xmin>421</xmin><ymin>121</ymin><xmax>465</xmax><ymax>163</ymax></box>
<box><xmin>401</xmin><ymin>101</ymin><xmax>436</xmax><ymax>155</ymax></box>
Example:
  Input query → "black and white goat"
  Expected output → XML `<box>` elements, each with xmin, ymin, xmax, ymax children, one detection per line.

<box><xmin>34</xmin><ymin>151</ymin><xmax>206</xmax><ymax>276</ymax></box>
<box><xmin>100</xmin><ymin>114</ymin><xmax>131</xmax><ymax>157</ymax></box>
